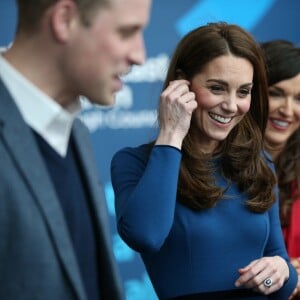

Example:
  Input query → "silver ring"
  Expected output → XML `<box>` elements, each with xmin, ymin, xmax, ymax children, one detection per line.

<box><xmin>263</xmin><ymin>277</ymin><xmax>272</xmax><ymax>288</ymax></box>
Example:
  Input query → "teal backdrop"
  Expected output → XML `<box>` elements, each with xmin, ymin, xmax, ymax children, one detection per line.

<box><xmin>1</xmin><ymin>1</ymin><xmax>300</xmax><ymax>299</ymax></box>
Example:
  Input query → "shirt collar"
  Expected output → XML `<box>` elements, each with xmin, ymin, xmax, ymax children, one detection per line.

<box><xmin>0</xmin><ymin>53</ymin><xmax>81</xmax><ymax>157</ymax></box>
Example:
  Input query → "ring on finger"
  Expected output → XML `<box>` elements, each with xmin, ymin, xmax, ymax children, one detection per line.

<box><xmin>263</xmin><ymin>277</ymin><xmax>272</xmax><ymax>288</ymax></box>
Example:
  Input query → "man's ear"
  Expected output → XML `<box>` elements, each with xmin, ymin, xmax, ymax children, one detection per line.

<box><xmin>49</xmin><ymin>0</ymin><xmax>79</xmax><ymax>43</ymax></box>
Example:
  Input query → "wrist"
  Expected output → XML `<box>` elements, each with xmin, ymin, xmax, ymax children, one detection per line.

<box><xmin>155</xmin><ymin>130</ymin><xmax>184</xmax><ymax>150</ymax></box>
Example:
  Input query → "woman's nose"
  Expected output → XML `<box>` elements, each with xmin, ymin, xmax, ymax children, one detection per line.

<box><xmin>278</xmin><ymin>97</ymin><xmax>293</xmax><ymax>117</ymax></box>
<box><xmin>221</xmin><ymin>94</ymin><xmax>238</xmax><ymax>113</ymax></box>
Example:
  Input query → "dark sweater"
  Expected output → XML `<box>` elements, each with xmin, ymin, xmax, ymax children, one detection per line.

<box><xmin>34</xmin><ymin>131</ymin><xmax>100</xmax><ymax>300</ymax></box>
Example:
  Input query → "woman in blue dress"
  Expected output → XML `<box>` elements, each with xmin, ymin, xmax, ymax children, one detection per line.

<box><xmin>111</xmin><ymin>22</ymin><xmax>298</xmax><ymax>299</ymax></box>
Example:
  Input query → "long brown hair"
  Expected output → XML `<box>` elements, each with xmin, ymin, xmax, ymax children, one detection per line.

<box><xmin>261</xmin><ymin>40</ymin><xmax>300</xmax><ymax>225</ymax></box>
<box><xmin>276</xmin><ymin>129</ymin><xmax>300</xmax><ymax>226</ymax></box>
<box><xmin>160</xmin><ymin>22</ymin><xmax>276</xmax><ymax>212</ymax></box>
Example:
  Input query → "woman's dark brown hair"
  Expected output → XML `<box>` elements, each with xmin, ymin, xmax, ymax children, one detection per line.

<box><xmin>159</xmin><ymin>22</ymin><xmax>276</xmax><ymax>212</ymax></box>
<box><xmin>261</xmin><ymin>40</ymin><xmax>300</xmax><ymax>225</ymax></box>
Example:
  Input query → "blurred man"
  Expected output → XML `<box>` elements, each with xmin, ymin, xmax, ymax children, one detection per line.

<box><xmin>0</xmin><ymin>0</ymin><xmax>151</xmax><ymax>299</ymax></box>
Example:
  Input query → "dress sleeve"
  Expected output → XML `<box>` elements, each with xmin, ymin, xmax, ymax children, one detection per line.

<box><xmin>111</xmin><ymin>145</ymin><xmax>182</xmax><ymax>253</ymax></box>
<box><xmin>265</xmin><ymin>181</ymin><xmax>298</xmax><ymax>299</ymax></box>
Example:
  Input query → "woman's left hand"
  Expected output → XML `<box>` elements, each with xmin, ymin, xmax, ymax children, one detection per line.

<box><xmin>235</xmin><ymin>256</ymin><xmax>289</xmax><ymax>295</ymax></box>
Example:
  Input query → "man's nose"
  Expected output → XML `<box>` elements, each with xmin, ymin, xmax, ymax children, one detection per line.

<box><xmin>129</xmin><ymin>34</ymin><xmax>146</xmax><ymax>66</ymax></box>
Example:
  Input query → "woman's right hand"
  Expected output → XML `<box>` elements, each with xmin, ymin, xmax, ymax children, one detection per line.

<box><xmin>155</xmin><ymin>79</ymin><xmax>197</xmax><ymax>149</ymax></box>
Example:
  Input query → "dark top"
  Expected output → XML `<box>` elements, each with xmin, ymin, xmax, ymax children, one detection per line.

<box><xmin>34</xmin><ymin>131</ymin><xmax>100</xmax><ymax>300</ymax></box>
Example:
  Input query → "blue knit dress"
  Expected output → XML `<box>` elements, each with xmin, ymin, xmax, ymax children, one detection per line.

<box><xmin>111</xmin><ymin>144</ymin><xmax>297</xmax><ymax>300</ymax></box>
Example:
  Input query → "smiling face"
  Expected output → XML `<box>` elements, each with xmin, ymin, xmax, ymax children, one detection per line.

<box><xmin>190</xmin><ymin>55</ymin><xmax>253</xmax><ymax>153</ymax></box>
<box><xmin>265</xmin><ymin>73</ymin><xmax>300</xmax><ymax>151</ymax></box>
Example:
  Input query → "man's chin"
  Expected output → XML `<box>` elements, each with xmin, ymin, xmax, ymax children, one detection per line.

<box><xmin>80</xmin><ymin>93</ymin><xmax>116</xmax><ymax>109</ymax></box>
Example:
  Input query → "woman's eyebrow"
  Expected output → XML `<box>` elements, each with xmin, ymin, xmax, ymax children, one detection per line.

<box><xmin>206</xmin><ymin>79</ymin><xmax>253</xmax><ymax>88</ymax></box>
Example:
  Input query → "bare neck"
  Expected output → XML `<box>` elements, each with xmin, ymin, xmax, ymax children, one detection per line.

<box><xmin>265</xmin><ymin>143</ymin><xmax>283</xmax><ymax>163</ymax></box>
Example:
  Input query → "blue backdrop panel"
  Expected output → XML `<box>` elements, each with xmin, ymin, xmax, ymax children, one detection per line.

<box><xmin>1</xmin><ymin>1</ymin><xmax>299</xmax><ymax>299</ymax></box>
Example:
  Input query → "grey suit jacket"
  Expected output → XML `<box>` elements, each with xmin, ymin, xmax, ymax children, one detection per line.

<box><xmin>0</xmin><ymin>78</ymin><xmax>124</xmax><ymax>300</ymax></box>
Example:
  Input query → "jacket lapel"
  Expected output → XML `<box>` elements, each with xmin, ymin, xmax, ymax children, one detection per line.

<box><xmin>0</xmin><ymin>81</ymin><xmax>86</xmax><ymax>300</ymax></box>
<box><xmin>72</xmin><ymin>120</ymin><xmax>126</xmax><ymax>299</ymax></box>
<box><xmin>72</xmin><ymin>120</ymin><xmax>111</xmax><ymax>235</ymax></box>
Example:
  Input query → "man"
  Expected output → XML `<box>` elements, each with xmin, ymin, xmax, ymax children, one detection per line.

<box><xmin>0</xmin><ymin>0</ymin><xmax>151</xmax><ymax>299</ymax></box>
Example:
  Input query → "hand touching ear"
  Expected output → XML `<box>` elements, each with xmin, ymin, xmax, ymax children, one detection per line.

<box><xmin>156</xmin><ymin>79</ymin><xmax>197</xmax><ymax>149</ymax></box>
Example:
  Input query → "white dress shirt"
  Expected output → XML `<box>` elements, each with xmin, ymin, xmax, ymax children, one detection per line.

<box><xmin>0</xmin><ymin>53</ymin><xmax>81</xmax><ymax>157</ymax></box>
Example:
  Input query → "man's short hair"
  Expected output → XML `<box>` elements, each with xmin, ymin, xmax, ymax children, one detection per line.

<box><xmin>16</xmin><ymin>0</ymin><xmax>111</xmax><ymax>33</ymax></box>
